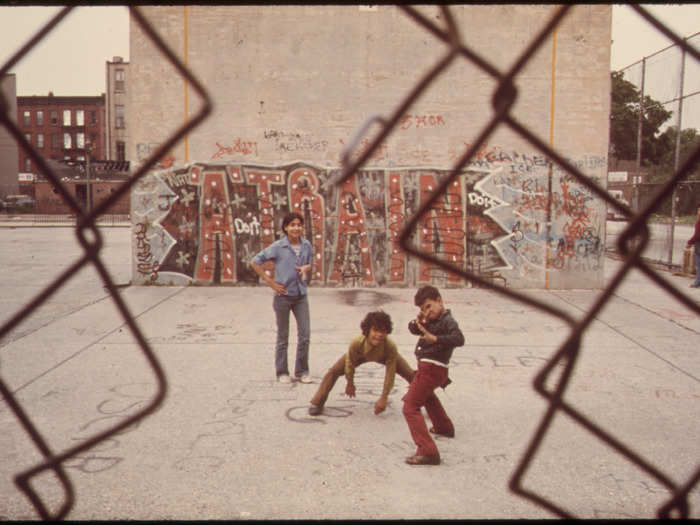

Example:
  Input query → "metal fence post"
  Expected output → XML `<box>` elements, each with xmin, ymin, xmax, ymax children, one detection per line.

<box><xmin>634</xmin><ymin>57</ymin><xmax>646</xmax><ymax>212</ymax></box>
<box><xmin>668</xmin><ymin>38</ymin><xmax>687</xmax><ymax>266</ymax></box>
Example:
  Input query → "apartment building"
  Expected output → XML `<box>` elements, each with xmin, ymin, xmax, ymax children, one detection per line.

<box><xmin>0</xmin><ymin>74</ymin><xmax>19</xmax><ymax>198</ymax></box>
<box><xmin>105</xmin><ymin>56</ymin><xmax>128</xmax><ymax>162</ymax></box>
<box><xmin>16</xmin><ymin>93</ymin><xmax>106</xmax><ymax>178</ymax></box>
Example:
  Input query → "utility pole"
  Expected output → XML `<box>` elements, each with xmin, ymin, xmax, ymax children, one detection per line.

<box><xmin>634</xmin><ymin>57</ymin><xmax>646</xmax><ymax>213</ymax></box>
<box><xmin>668</xmin><ymin>38</ymin><xmax>686</xmax><ymax>266</ymax></box>
<box><xmin>85</xmin><ymin>139</ymin><xmax>93</xmax><ymax>213</ymax></box>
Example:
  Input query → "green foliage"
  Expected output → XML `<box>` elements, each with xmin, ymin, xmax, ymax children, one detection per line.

<box><xmin>648</xmin><ymin>126</ymin><xmax>700</xmax><ymax>182</ymax></box>
<box><xmin>609</xmin><ymin>71</ymin><xmax>673</xmax><ymax>164</ymax></box>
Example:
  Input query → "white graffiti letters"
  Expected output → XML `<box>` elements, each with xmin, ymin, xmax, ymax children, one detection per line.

<box><xmin>234</xmin><ymin>216</ymin><xmax>261</xmax><ymax>236</ymax></box>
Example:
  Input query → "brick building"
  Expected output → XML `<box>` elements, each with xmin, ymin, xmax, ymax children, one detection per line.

<box><xmin>0</xmin><ymin>74</ymin><xmax>19</xmax><ymax>199</ymax></box>
<box><xmin>105</xmin><ymin>56</ymin><xmax>129</xmax><ymax>162</ymax></box>
<box><xmin>17</xmin><ymin>93</ymin><xmax>106</xmax><ymax>177</ymax></box>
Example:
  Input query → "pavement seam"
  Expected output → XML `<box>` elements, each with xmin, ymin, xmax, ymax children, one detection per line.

<box><xmin>547</xmin><ymin>290</ymin><xmax>700</xmax><ymax>385</ymax></box>
<box><xmin>0</xmin><ymin>292</ymin><xmax>125</xmax><ymax>350</ymax></box>
<box><xmin>9</xmin><ymin>287</ymin><xmax>187</xmax><ymax>394</ymax></box>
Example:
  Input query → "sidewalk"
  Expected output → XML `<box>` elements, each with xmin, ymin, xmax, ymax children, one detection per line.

<box><xmin>0</xmin><ymin>232</ymin><xmax>698</xmax><ymax>519</ymax></box>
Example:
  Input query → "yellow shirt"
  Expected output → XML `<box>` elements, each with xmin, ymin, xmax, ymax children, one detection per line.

<box><xmin>344</xmin><ymin>334</ymin><xmax>398</xmax><ymax>398</ymax></box>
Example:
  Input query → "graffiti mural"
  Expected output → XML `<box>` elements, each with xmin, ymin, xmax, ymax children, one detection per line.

<box><xmin>131</xmin><ymin>156</ymin><xmax>606</xmax><ymax>288</ymax></box>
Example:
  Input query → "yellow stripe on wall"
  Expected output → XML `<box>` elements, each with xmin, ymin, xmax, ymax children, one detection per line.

<box><xmin>184</xmin><ymin>5</ymin><xmax>189</xmax><ymax>163</ymax></box>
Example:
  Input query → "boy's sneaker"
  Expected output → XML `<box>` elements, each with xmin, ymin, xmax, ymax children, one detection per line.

<box><xmin>277</xmin><ymin>374</ymin><xmax>291</xmax><ymax>383</ymax></box>
<box><xmin>308</xmin><ymin>404</ymin><xmax>322</xmax><ymax>416</ymax></box>
<box><xmin>297</xmin><ymin>374</ymin><xmax>313</xmax><ymax>384</ymax></box>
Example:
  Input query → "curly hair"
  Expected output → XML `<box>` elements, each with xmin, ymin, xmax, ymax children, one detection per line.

<box><xmin>414</xmin><ymin>285</ymin><xmax>441</xmax><ymax>307</ymax></box>
<box><xmin>360</xmin><ymin>310</ymin><xmax>393</xmax><ymax>336</ymax></box>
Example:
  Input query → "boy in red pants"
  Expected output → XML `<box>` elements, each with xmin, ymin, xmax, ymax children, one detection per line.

<box><xmin>403</xmin><ymin>285</ymin><xmax>465</xmax><ymax>466</ymax></box>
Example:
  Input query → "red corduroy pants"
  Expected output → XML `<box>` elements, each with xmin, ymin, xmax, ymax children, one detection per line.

<box><xmin>402</xmin><ymin>361</ymin><xmax>453</xmax><ymax>456</ymax></box>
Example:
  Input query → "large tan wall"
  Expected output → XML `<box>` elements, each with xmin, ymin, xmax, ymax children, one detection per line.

<box><xmin>129</xmin><ymin>5</ymin><xmax>611</xmax><ymax>289</ymax></box>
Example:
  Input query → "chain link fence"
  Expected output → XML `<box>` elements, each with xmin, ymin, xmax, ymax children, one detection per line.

<box><xmin>615</xmin><ymin>29</ymin><xmax>700</xmax><ymax>268</ymax></box>
<box><xmin>0</xmin><ymin>4</ymin><xmax>698</xmax><ymax>519</ymax></box>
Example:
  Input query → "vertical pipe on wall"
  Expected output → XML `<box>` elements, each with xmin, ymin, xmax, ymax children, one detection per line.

<box><xmin>183</xmin><ymin>5</ymin><xmax>189</xmax><ymax>163</ymax></box>
<box><xmin>544</xmin><ymin>23</ymin><xmax>558</xmax><ymax>289</ymax></box>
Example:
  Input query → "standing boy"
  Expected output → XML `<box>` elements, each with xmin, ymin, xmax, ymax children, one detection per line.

<box><xmin>308</xmin><ymin>310</ymin><xmax>415</xmax><ymax>416</ymax></box>
<box><xmin>403</xmin><ymin>285</ymin><xmax>465</xmax><ymax>466</ymax></box>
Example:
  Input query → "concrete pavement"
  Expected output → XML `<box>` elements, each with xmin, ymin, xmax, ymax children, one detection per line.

<box><xmin>0</xmin><ymin>226</ymin><xmax>698</xmax><ymax>519</ymax></box>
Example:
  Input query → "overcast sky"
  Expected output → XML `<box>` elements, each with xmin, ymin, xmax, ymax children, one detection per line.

<box><xmin>0</xmin><ymin>4</ymin><xmax>698</xmax><ymax>96</ymax></box>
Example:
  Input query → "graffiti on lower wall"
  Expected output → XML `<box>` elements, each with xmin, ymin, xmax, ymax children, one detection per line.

<box><xmin>131</xmin><ymin>155</ymin><xmax>605</xmax><ymax>288</ymax></box>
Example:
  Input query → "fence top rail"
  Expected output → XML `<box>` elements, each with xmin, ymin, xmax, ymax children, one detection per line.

<box><xmin>618</xmin><ymin>29</ymin><xmax>700</xmax><ymax>73</ymax></box>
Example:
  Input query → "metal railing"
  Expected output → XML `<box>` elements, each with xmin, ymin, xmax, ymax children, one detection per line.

<box><xmin>0</xmin><ymin>4</ymin><xmax>698</xmax><ymax>520</ymax></box>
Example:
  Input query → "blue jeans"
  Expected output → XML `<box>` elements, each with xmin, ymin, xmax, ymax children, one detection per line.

<box><xmin>272</xmin><ymin>294</ymin><xmax>310</xmax><ymax>377</ymax></box>
<box><xmin>693</xmin><ymin>248</ymin><xmax>700</xmax><ymax>287</ymax></box>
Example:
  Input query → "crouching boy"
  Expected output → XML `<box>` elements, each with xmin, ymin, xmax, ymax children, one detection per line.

<box><xmin>308</xmin><ymin>310</ymin><xmax>415</xmax><ymax>416</ymax></box>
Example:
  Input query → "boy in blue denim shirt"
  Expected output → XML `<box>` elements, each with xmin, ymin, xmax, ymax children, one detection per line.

<box><xmin>251</xmin><ymin>212</ymin><xmax>313</xmax><ymax>383</ymax></box>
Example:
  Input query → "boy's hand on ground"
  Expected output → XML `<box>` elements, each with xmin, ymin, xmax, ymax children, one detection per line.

<box><xmin>374</xmin><ymin>397</ymin><xmax>387</xmax><ymax>415</ymax></box>
<box><xmin>345</xmin><ymin>382</ymin><xmax>356</xmax><ymax>398</ymax></box>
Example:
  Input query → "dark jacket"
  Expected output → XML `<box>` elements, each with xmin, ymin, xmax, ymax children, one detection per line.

<box><xmin>408</xmin><ymin>309</ymin><xmax>465</xmax><ymax>365</ymax></box>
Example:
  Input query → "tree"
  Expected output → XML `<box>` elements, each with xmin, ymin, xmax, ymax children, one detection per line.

<box><xmin>648</xmin><ymin>126</ymin><xmax>700</xmax><ymax>183</ymax></box>
<box><xmin>609</xmin><ymin>71</ymin><xmax>673</xmax><ymax>165</ymax></box>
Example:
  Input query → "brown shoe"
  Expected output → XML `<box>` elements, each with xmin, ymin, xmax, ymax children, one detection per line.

<box><xmin>405</xmin><ymin>454</ymin><xmax>440</xmax><ymax>465</ymax></box>
<box><xmin>429</xmin><ymin>427</ymin><xmax>455</xmax><ymax>438</ymax></box>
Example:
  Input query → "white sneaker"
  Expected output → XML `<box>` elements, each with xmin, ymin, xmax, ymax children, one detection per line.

<box><xmin>297</xmin><ymin>374</ymin><xmax>313</xmax><ymax>384</ymax></box>
<box><xmin>277</xmin><ymin>374</ymin><xmax>291</xmax><ymax>383</ymax></box>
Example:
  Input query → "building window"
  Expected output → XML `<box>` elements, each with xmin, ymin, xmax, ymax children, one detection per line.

<box><xmin>50</xmin><ymin>111</ymin><xmax>58</xmax><ymax>125</ymax></box>
<box><xmin>37</xmin><ymin>133</ymin><xmax>44</xmax><ymax>148</ymax></box>
<box><xmin>76</xmin><ymin>109</ymin><xmax>84</xmax><ymax>126</ymax></box>
<box><xmin>116</xmin><ymin>141</ymin><xmax>126</xmax><ymax>162</ymax></box>
<box><xmin>24</xmin><ymin>158</ymin><xmax>31</xmax><ymax>172</ymax></box>
<box><xmin>90</xmin><ymin>110</ymin><xmax>97</xmax><ymax>125</ymax></box>
<box><xmin>63</xmin><ymin>109</ymin><xmax>71</xmax><ymax>126</ymax></box>
<box><xmin>76</xmin><ymin>132</ymin><xmax>85</xmax><ymax>149</ymax></box>
<box><xmin>23</xmin><ymin>110</ymin><xmax>31</xmax><ymax>126</ymax></box>
<box><xmin>24</xmin><ymin>133</ymin><xmax>31</xmax><ymax>144</ymax></box>
<box><xmin>64</xmin><ymin>132</ymin><xmax>72</xmax><ymax>149</ymax></box>
<box><xmin>115</xmin><ymin>69</ymin><xmax>125</xmax><ymax>92</ymax></box>
<box><xmin>115</xmin><ymin>105</ymin><xmax>125</xmax><ymax>129</ymax></box>
<box><xmin>36</xmin><ymin>110</ymin><xmax>44</xmax><ymax>126</ymax></box>
<box><xmin>51</xmin><ymin>133</ymin><xmax>59</xmax><ymax>149</ymax></box>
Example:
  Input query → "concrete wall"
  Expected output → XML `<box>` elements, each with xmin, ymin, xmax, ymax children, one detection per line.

<box><xmin>0</xmin><ymin>74</ymin><xmax>19</xmax><ymax>199</ymax></box>
<box><xmin>129</xmin><ymin>5</ymin><xmax>612</xmax><ymax>289</ymax></box>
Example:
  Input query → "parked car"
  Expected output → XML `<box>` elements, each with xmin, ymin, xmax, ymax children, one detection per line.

<box><xmin>0</xmin><ymin>195</ymin><xmax>35</xmax><ymax>213</ymax></box>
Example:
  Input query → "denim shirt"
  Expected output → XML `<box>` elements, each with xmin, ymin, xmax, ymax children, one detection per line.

<box><xmin>251</xmin><ymin>235</ymin><xmax>313</xmax><ymax>296</ymax></box>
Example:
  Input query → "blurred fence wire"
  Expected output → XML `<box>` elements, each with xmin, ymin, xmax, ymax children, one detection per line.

<box><xmin>0</xmin><ymin>4</ymin><xmax>698</xmax><ymax>520</ymax></box>
<box><xmin>0</xmin><ymin>5</ymin><xmax>212</xmax><ymax>519</ymax></box>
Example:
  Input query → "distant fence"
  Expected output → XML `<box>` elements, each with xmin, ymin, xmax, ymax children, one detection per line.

<box><xmin>616</xmin><ymin>30</ymin><xmax>700</xmax><ymax>265</ymax></box>
<box><xmin>0</xmin><ymin>213</ymin><xmax>130</xmax><ymax>226</ymax></box>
